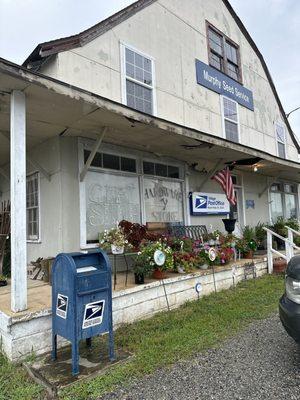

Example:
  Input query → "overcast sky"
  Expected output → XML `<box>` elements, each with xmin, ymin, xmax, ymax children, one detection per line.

<box><xmin>0</xmin><ymin>0</ymin><xmax>299</xmax><ymax>136</ymax></box>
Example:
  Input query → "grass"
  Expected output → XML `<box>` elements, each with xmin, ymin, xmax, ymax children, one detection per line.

<box><xmin>61</xmin><ymin>274</ymin><xmax>284</xmax><ymax>400</ymax></box>
<box><xmin>0</xmin><ymin>274</ymin><xmax>285</xmax><ymax>400</ymax></box>
<box><xmin>0</xmin><ymin>352</ymin><xmax>43</xmax><ymax>400</ymax></box>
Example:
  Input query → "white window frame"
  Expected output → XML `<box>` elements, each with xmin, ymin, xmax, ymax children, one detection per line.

<box><xmin>26</xmin><ymin>171</ymin><xmax>41</xmax><ymax>243</ymax></box>
<box><xmin>269</xmin><ymin>181</ymin><xmax>299</xmax><ymax>223</ymax></box>
<box><xmin>120</xmin><ymin>41</ymin><xmax>157</xmax><ymax>116</ymax></box>
<box><xmin>275</xmin><ymin>121</ymin><xmax>286</xmax><ymax>158</ymax></box>
<box><xmin>78</xmin><ymin>140</ymin><xmax>185</xmax><ymax>249</ymax></box>
<box><xmin>220</xmin><ymin>95</ymin><xmax>240</xmax><ymax>143</ymax></box>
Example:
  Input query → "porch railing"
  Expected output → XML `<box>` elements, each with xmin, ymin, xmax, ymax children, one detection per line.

<box><xmin>263</xmin><ymin>226</ymin><xmax>300</xmax><ymax>274</ymax></box>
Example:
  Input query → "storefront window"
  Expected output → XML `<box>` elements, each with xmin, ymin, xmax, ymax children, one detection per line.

<box><xmin>270</xmin><ymin>192</ymin><xmax>284</xmax><ymax>221</ymax></box>
<box><xmin>144</xmin><ymin>178</ymin><xmax>184</xmax><ymax>224</ymax></box>
<box><xmin>81</xmin><ymin>144</ymin><xmax>184</xmax><ymax>246</ymax></box>
<box><xmin>270</xmin><ymin>183</ymin><xmax>298</xmax><ymax>222</ymax></box>
<box><xmin>85</xmin><ymin>172</ymin><xmax>141</xmax><ymax>243</ymax></box>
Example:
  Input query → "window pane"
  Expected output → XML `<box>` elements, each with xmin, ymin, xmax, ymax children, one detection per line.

<box><xmin>156</xmin><ymin>163</ymin><xmax>168</xmax><ymax>177</ymax></box>
<box><xmin>210</xmin><ymin>52</ymin><xmax>222</xmax><ymax>70</ymax></box>
<box><xmin>285</xmin><ymin>194</ymin><xmax>297</xmax><ymax>219</ymax></box>
<box><xmin>135</xmin><ymin>66</ymin><xmax>143</xmax><ymax>82</ymax></box>
<box><xmin>102</xmin><ymin>153</ymin><xmax>120</xmax><ymax>170</ymax></box>
<box><xmin>270</xmin><ymin>192</ymin><xmax>284</xmax><ymax>222</ymax></box>
<box><xmin>125</xmin><ymin>48</ymin><xmax>134</xmax><ymax>64</ymax></box>
<box><xmin>126</xmin><ymin>80</ymin><xmax>153</xmax><ymax>114</ymax></box>
<box><xmin>143</xmin><ymin>161</ymin><xmax>155</xmax><ymax>175</ymax></box>
<box><xmin>208</xmin><ymin>28</ymin><xmax>223</xmax><ymax>55</ymax></box>
<box><xmin>126</xmin><ymin>62</ymin><xmax>134</xmax><ymax>78</ymax></box>
<box><xmin>144</xmin><ymin>58</ymin><xmax>152</xmax><ymax>72</ymax></box>
<box><xmin>168</xmin><ymin>165</ymin><xmax>179</xmax><ymax>179</ymax></box>
<box><xmin>278</xmin><ymin>142</ymin><xmax>286</xmax><ymax>158</ymax></box>
<box><xmin>225</xmin><ymin>120</ymin><xmax>239</xmax><ymax>142</ymax></box>
<box><xmin>223</xmin><ymin>97</ymin><xmax>237</xmax><ymax>122</ymax></box>
<box><xmin>276</xmin><ymin>124</ymin><xmax>285</xmax><ymax>142</ymax></box>
<box><xmin>225</xmin><ymin>42</ymin><xmax>238</xmax><ymax>64</ymax></box>
<box><xmin>144</xmin><ymin>71</ymin><xmax>152</xmax><ymax>86</ymax></box>
<box><xmin>135</xmin><ymin>53</ymin><xmax>144</xmax><ymax>68</ymax></box>
<box><xmin>227</xmin><ymin>61</ymin><xmax>239</xmax><ymax>80</ymax></box>
<box><xmin>26</xmin><ymin>172</ymin><xmax>39</xmax><ymax>240</ymax></box>
<box><xmin>271</xmin><ymin>183</ymin><xmax>281</xmax><ymax>192</ymax></box>
<box><xmin>121</xmin><ymin>157</ymin><xmax>136</xmax><ymax>173</ymax></box>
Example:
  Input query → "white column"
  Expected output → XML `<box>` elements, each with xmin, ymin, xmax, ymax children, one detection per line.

<box><xmin>10</xmin><ymin>90</ymin><xmax>27</xmax><ymax>312</ymax></box>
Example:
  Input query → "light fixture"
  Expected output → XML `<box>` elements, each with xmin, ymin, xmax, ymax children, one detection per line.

<box><xmin>253</xmin><ymin>166</ymin><xmax>258</xmax><ymax>172</ymax></box>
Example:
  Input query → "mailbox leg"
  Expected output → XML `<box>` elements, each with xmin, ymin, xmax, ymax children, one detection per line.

<box><xmin>108</xmin><ymin>329</ymin><xmax>115</xmax><ymax>361</ymax></box>
<box><xmin>72</xmin><ymin>340</ymin><xmax>80</xmax><ymax>376</ymax></box>
<box><xmin>52</xmin><ymin>334</ymin><xmax>57</xmax><ymax>361</ymax></box>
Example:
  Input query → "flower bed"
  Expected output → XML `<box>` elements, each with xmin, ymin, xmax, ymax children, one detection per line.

<box><xmin>98</xmin><ymin>221</ymin><xmax>266</xmax><ymax>284</ymax></box>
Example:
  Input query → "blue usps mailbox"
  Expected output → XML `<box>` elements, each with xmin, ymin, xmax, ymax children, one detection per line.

<box><xmin>51</xmin><ymin>249</ymin><xmax>114</xmax><ymax>375</ymax></box>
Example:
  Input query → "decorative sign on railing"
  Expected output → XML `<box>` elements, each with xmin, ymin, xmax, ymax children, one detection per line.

<box><xmin>195</xmin><ymin>59</ymin><xmax>254</xmax><ymax>111</ymax></box>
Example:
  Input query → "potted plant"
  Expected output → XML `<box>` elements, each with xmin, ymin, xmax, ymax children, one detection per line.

<box><xmin>272</xmin><ymin>217</ymin><xmax>287</xmax><ymax>250</ymax></box>
<box><xmin>0</xmin><ymin>274</ymin><xmax>7</xmax><ymax>286</ymax></box>
<box><xmin>173</xmin><ymin>252</ymin><xmax>196</xmax><ymax>273</ymax></box>
<box><xmin>99</xmin><ymin>226</ymin><xmax>130</xmax><ymax>254</ymax></box>
<box><xmin>254</xmin><ymin>222</ymin><xmax>267</xmax><ymax>250</ymax></box>
<box><xmin>118</xmin><ymin>220</ymin><xmax>147</xmax><ymax>251</ymax></box>
<box><xmin>132</xmin><ymin>258</ymin><xmax>153</xmax><ymax>284</ymax></box>
<box><xmin>236</xmin><ymin>238</ymin><xmax>257</xmax><ymax>259</ymax></box>
<box><xmin>135</xmin><ymin>240</ymin><xmax>174</xmax><ymax>279</ymax></box>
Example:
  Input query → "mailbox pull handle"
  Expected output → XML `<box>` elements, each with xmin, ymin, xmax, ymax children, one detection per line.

<box><xmin>77</xmin><ymin>287</ymin><xmax>109</xmax><ymax>297</ymax></box>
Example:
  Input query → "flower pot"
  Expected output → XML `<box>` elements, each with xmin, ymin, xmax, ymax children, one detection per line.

<box><xmin>152</xmin><ymin>268</ymin><xmax>167</xmax><ymax>279</ymax></box>
<box><xmin>134</xmin><ymin>273</ymin><xmax>145</xmax><ymax>284</ymax></box>
<box><xmin>273</xmin><ymin>258</ymin><xmax>287</xmax><ymax>274</ymax></box>
<box><xmin>111</xmin><ymin>244</ymin><xmax>124</xmax><ymax>255</ymax></box>
<box><xmin>274</xmin><ymin>236</ymin><xmax>285</xmax><ymax>251</ymax></box>
<box><xmin>222</xmin><ymin>218</ymin><xmax>236</xmax><ymax>234</ymax></box>
<box><xmin>0</xmin><ymin>279</ymin><xmax>7</xmax><ymax>287</ymax></box>
<box><xmin>243</xmin><ymin>250</ymin><xmax>253</xmax><ymax>259</ymax></box>
<box><xmin>200</xmin><ymin>263</ymin><xmax>209</xmax><ymax>270</ymax></box>
<box><xmin>177</xmin><ymin>265</ymin><xmax>185</xmax><ymax>274</ymax></box>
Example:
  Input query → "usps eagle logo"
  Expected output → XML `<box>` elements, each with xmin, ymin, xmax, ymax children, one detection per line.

<box><xmin>195</xmin><ymin>195</ymin><xmax>208</xmax><ymax>209</ymax></box>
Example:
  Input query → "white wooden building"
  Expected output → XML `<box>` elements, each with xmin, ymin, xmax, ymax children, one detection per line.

<box><xmin>0</xmin><ymin>0</ymin><xmax>299</xmax><ymax>358</ymax></box>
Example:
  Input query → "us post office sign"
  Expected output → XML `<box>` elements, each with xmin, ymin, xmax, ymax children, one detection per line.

<box><xmin>190</xmin><ymin>192</ymin><xmax>230</xmax><ymax>215</ymax></box>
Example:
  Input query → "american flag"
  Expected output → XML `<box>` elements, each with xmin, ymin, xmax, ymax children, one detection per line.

<box><xmin>211</xmin><ymin>167</ymin><xmax>236</xmax><ymax>205</ymax></box>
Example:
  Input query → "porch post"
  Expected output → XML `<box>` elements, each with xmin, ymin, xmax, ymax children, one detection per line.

<box><xmin>10</xmin><ymin>90</ymin><xmax>27</xmax><ymax>312</ymax></box>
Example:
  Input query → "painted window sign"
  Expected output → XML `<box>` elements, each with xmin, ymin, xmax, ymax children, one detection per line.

<box><xmin>144</xmin><ymin>178</ymin><xmax>184</xmax><ymax>222</ymax></box>
<box><xmin>190</xmin><ymin>192</ymin><xmax>230</xmax><ymax>215</ymax></box>
<box><xmin>195</xmin><ymin>60</ymin><xmax>254</xmax><ymax>111</ymax></box>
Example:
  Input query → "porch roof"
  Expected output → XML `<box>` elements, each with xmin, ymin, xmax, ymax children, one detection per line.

<box><xmin>0</xmin><ymin>57</ymin><xmax>300</xmax><ymax>182</ymax></box>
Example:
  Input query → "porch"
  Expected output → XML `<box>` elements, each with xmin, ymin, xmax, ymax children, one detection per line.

<box><xmin>0</xmin><ymin>255</ymin><xmax>268</xmax><ymax>361</ymax></box>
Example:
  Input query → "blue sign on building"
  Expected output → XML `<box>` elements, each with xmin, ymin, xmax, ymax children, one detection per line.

<box><xmin>190</xmin><ymin>192</ymin><xmax>230</xmax><ymax>216</ymax></box>
<box><xmin>195</xmin><ymin>59</ymin><xmax>254</xmax><ymax>111</ymax></box>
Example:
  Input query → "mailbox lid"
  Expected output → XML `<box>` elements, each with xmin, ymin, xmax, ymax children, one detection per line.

<box><xmin>76</xmin><ymin>270</ymin><xmax>109</xmax><ymax>295</ymax></box>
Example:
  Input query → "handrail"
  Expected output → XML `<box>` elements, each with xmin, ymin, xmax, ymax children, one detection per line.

<box><xmin>263</xmin><ymin>227</ymin><xmax>287</xmax><ymax>242</ymax></box>
<box><xmin>263</xmin><ymin>226</ymin><xmax>300</xmax><ymax>274</ymax></box>
<box><xmin>286</xmin><ymin>226</ymin><xmax>300</xmax><ymax>260</ymax></box>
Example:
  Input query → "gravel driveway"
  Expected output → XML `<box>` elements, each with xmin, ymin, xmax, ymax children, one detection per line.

<box><xmin>101</xmin><ymin>315</ymin><xmax>300</xmax><ymax>400</ymax></box>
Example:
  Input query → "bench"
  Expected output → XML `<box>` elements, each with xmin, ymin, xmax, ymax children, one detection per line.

<box><xmin>168</xmin><ymin>225</ymin><xmax>208</xmax><ymax>241</ymax></box>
